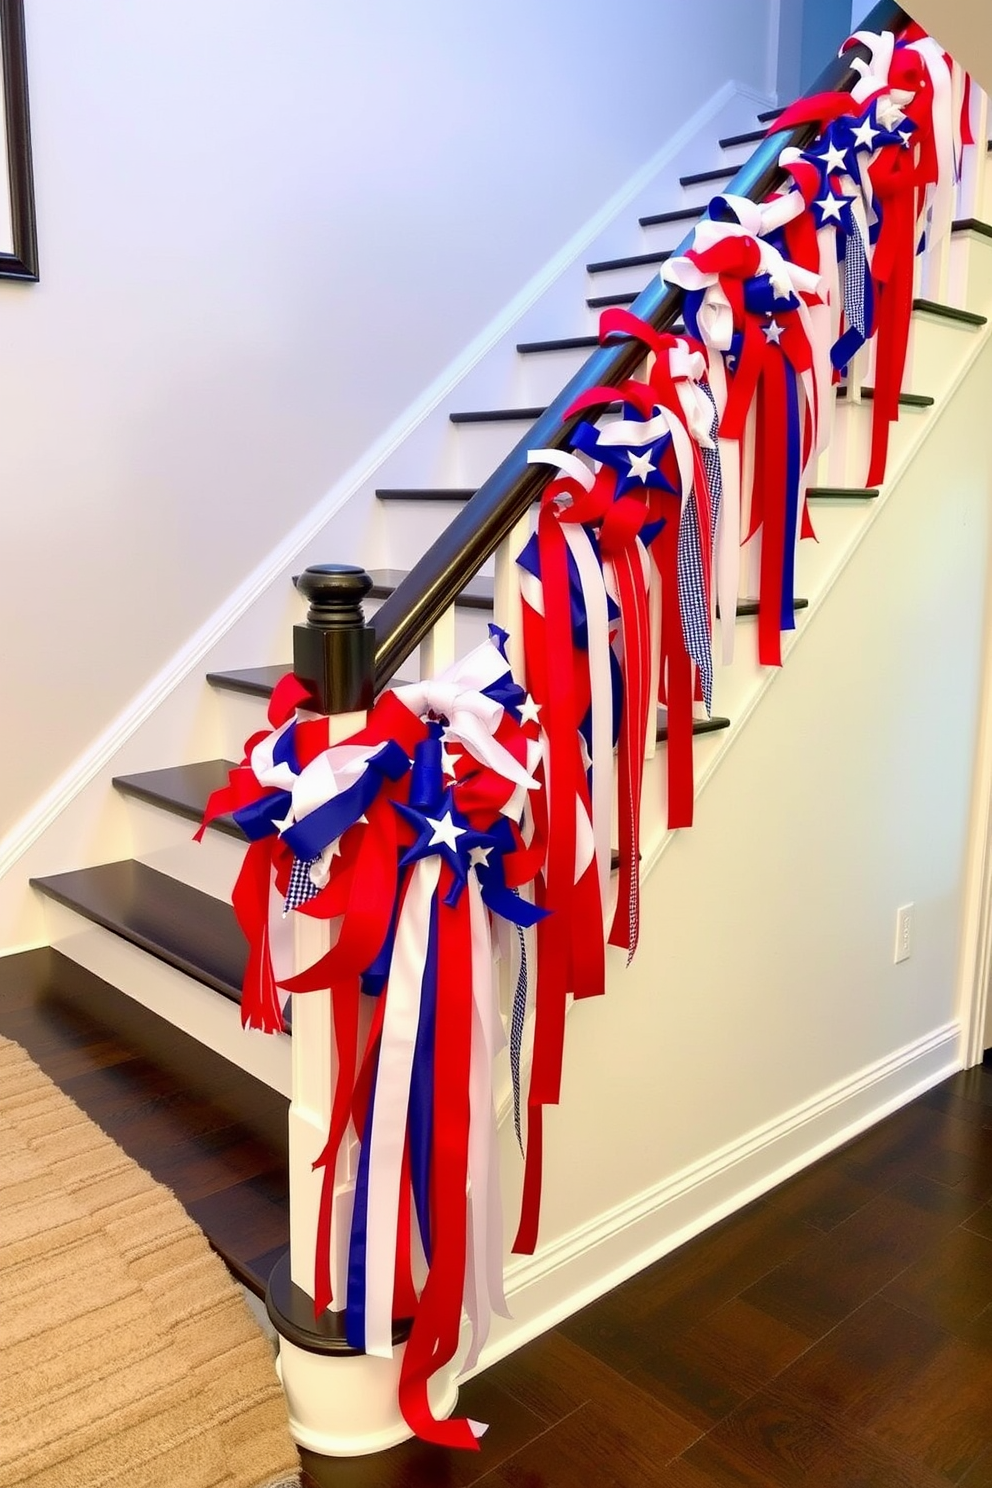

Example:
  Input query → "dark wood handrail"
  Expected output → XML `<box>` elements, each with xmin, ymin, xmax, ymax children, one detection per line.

<box><xmin>371</xmin><ymin>0</ymin><xmax>911</xmax><ymax>689</ymax></box>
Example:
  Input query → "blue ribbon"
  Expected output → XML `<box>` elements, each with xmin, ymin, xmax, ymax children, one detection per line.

<box><xmin>474</xmin><ymin>818</ymin><xmax>548</xmax><ymax>929</ymax></box>
<box><xmin>782</xmin><ymin>368</ymin><xmax>802</xmax><ymax>632</ymax></box>
<box><xmin>361</xmin><ymin>894</ymin><xmax>401</xmax><ymax>998</ymax></box>
<box><xmin>743</xmin><ymin>272</ymin><xmax>800</xmax><ymax>320</ymax></box>
<box><xmin>570</xmin><ymin>418</ymin><xmax>676</xmax><ymax>498</ymax></box>
<box><xmin>279</xmin><ymin>740</ymin><xmax>410</xmax><ymax>861</ymax></box>
<box><xmin>409</xmin><ymin>735</ymin><xmax>443</xmax><ymax>813</ymax></box>
<box><xmin>232</xmin><ymin>789</ymin><xmax>293</xmax><ymax>841</ymax></box>
<box><xmin>345</xmin><ymin>1058</ymin><xmax>378</xmax><ymax>1351</ymax></box>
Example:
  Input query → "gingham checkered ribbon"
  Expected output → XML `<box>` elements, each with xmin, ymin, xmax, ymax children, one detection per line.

<box><xmin>677</xmin><ymin>470</ymin><xmax>714</xmax><ymax>714</ymax></box>
<box><xmin>509</xmin><ymin>916</ymin><xmax>528</xmax><ymax>1150</ymax></box>
<box><xmin>284</xmin><ymin>854</ymin><xmax>322</xmax><ymax>914</ymax></box>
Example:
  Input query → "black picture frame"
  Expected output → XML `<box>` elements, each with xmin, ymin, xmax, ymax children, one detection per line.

<box><xmin>0</xmin><ymin>0</ymin><xmax>36</xmax><ymax>280</ymax></box>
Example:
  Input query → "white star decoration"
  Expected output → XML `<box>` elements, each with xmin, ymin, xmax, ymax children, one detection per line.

<box><xmin>518</xmin><ymin>694</ymin><xmax>542</xmax><ymax>726</ymax></box>
<box><xmin>763</xmin><ymin>318</ymin><xmax>784</xmax><ymax>345</ymax></box>
<box><xmin>816</xmin><ymin>140</ymin><xmax>848</xmax><ymax>174</ymax></box>
<box><xmin>815</xmin><ymin>194</ymin><xmax>845</xmax><ymax>224</ymax></box>
<box><xmin>469</xmin><ymin>845</ymin><xmax>493</xmax><ymax>869</ymax></box>
<box><xmin>896</xmin><ymin>124</ymin><xmax>914</xmax><ymax>149</ymax></box>
<box><xmin>426</xmin><ymin>810</ymin><xmax>466</xmax><ymax>852</ymax></box>
<box><xmin>625</xmin><ymin>448</ymin><xmax>656</xmax><ymax>483</ymax></box>
<box><xmin>440</xmin><ymin>744</ymin><xmax>458</xmax><ymax>778</ymax></box>
<box><xmin>852</xmin><ymin>117</ymin><xmax>880</xmax><ymax>151</ymax></box>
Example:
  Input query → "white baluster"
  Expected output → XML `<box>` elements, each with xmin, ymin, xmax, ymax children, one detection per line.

<box><xmin>288</xmin><ymin>706</ymin><xmax>367</xmax><ymax>1307</ymax></box>
<box><xmin>420</xmin><ymin>602</ymin><xmax>457</xmax><ymax>676</ymax></box>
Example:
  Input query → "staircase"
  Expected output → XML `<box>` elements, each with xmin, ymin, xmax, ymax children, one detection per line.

<box><xmin>7</xmin><ymin>9</ymin><xmax>992</xmax><ymax>1452</ymax></box>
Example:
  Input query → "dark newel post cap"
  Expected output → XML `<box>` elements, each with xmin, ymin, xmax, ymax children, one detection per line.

<box><xmin>293</xmin><ymin>564</ymin><xmax>376</xmax><ymax>716</ymax></box>
<box><xmin>296</xmin><ymin>564</ymin><xmax>374</xmax><ymax>630</ymax></box>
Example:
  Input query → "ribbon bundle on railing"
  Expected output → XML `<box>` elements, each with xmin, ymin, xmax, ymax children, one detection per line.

<box><xmin>768</xmin><ymin>25</ymin><xmax>965</xmax><ymax>486</ymax></box>
<box><xmin>201</xmin><ymin>637</ymin><xmax>546</xmax><ymax>1450</ymax></box>
<box><xmin>663</xmin><ymin>204</ymin><xmax>821</xmax><ymax>668</ymax></box>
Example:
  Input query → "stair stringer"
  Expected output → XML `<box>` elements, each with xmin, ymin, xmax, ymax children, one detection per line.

<box><xmin>476</xmin><ymin>244</ymin><xmax>992</xmax><ymax>1374</ymax></box>
<box><xmin>0</xmin><ymin>80</ymin><xmax>770</xmax><ymax>956</ymax></box>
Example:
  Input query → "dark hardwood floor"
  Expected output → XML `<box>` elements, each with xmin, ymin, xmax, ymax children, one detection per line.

<box><xmin>3</xmin><ymin>948</ymin><xmax>992</xmax><ymax>1485</ymax></box>
<box><xmin>299</xmin><ymin>1061</ymin><xmax>992</xmax><ymax>1488</ymax></box>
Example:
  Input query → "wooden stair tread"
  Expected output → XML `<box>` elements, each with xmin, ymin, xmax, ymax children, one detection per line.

<box><xmin>727</xmin><ymin>596</ymin><xmax>808</xmax><ymax>619</ymax></box>
<box><xmin>807</xmin><ymin>486</ymin><xmax>879</xmax><ymax>500</ymax></box>
<box><xmin>114</xmin><ymin>760</ymin><xmax>242</xmax><ymax>837</ymax></box>
<box><xmin>912</xmin><ymin>297</ymin><xmax>988</xmax><ymax>327</ymax></box>
<box><xmin>658</xmin><ymin>712</ymin><xmax>730</xmax><ymax>743</ymax></box>
<box><xmin>207</xmin><ymin>663</ymin><xmax>289</xmax><ymax>698</ymax></box>
<box><xmin>640</xmin><ymin>205</ymin><xmax>705</xmax><ymax>228</ymax></box>
<box><xmin>0</xmin><ymin>946</ymin><xmax>288</xmax><ymax>1297</ymax></box>
<box><xmin>836</xmin><ymin>386</ymin><xmax>934</xmax><ymax>408</ymax></box>
<box><xmin>450</xmin><ymin>406</ymin><xmax>545</xmax><ymax>425</ymax></box>
<box><xmin>952</xmin><ymin>217</ymin><xmax>992</xmax><ymax>239</ymax></box>
<box><xmin>517</xmin><ymin>334</ymin><xmax>616</xmax><ymax>354</ymax></box>
<box><xmin>587</xmin><ymin>290</ymin><xmax>640</xmax><ymax>309</ymax></box>
<box><xmin>586</xmin><ymin>248</ymin><xmax>672</xmax><ymax>275</ymax></box>
<box><xmin>680</xmin><ymin>166</ymin><xmax>737</xmax><ymax>188</ymax></box>
<box><xmin>376</xmin><ymin>487</ymin><xmax>477</xmax><ymax>501</ymax></box>
<box><xmin>31</xmin><ymin>860</ymin><xmax>250</xmax><ymax>1011</ymax></box>
<box><xmin>719</xmin><ymin>127</ymin><xmax>766</xmax><ymax>148</ymax></box>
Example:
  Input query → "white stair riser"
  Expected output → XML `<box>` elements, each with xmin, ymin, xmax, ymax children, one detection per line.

<box><xmin>379</xmin><ymin>498</ymin><xmax>498</xmax><ymax>575</ymax></box>
<box><xmin>511</xmin><ymin>345</ymin><xmax>597</xmax><ymax>410</ymax></box>
<box><xmin>125</xmin><ymin>794</ymin><xmax>247</xmax><ymax>901</ymax></box>
<box><xmin>451</xmin><ymin>417</ymin><xmax>543</xmax><ymax>487</ymax></box>
<box><xmin>40</xmin><ymin>899</ymin><xmax>292</xmax><ymax>1095</ymax></box>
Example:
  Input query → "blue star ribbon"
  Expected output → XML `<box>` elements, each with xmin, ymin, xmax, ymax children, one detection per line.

<box><xmin>570</xmin><ymin>417</ymin><xmax>677</xmax><ymax>498</ymax></box>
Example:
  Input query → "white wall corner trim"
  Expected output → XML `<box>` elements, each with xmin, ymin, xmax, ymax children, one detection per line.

<box><xmin>472</xmin><ymin>1019</ymin><xmax>959</xmax><ymax>1375</ymax></box>
<box><xmin>0</xmin><ymin>79</ymin><xmax>768</xmax><ymax>891</ymax></box>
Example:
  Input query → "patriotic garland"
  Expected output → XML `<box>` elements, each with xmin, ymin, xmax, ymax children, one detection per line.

<box><xmin>203</xmin><ymin>21</ymin><xmax>980</xmax><ymax>1456</ymax></box>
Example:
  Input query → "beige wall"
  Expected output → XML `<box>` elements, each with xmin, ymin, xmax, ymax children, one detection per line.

<box><xmin>902</xmin><ymin>0</ymin><xmax>992</xmax><ymax>91</ymax></box>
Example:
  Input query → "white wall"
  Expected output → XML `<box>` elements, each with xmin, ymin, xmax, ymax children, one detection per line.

<box><xmin>0</xmin><ymin>0</ymin><xmax>775</xmax><ymax>839</ymax></box>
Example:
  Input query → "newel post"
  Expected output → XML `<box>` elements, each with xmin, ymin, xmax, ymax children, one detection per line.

<box><xmin>292</xmin><ymin>564</ymin><xmax>376</xmax><ymax>719</ymax></box>
<box><xmin>265</xmin><ymin>565</ymin><xmax>431</xmax><ymax>1457</ymax></box>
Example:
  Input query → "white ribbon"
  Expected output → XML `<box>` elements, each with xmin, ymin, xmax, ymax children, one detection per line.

<box><xmin>462</xmin><ymin>873</ymin><xmax>510</xmax><ymax>1372</ymax></box>
<box><xmin>394</xmin><ymin>640</ymin><xmax>538</xmax><ymax>796</ymax></box>
<box><xmin>363</xmin><ymin>853</ymin><xmax>440</xmax><ymax>1358</ymax></box>
<box><xmin>906</xmin><ymin>35</ymin><xmax>955</xmax><ymax>250</ymax></box>
<box><xmin>848</xmin><ymin>30</ymin><xmax>896</xmax><ymax>105</ymax></box>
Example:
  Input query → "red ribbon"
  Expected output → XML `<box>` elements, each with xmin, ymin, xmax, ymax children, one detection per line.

<box><xmin>398</xmin><ymin>873</ymin><xmax>480</xmax><ymax>1450</ymax></box>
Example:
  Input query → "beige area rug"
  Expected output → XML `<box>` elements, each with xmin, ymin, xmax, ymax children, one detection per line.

<box><xmin>0</xmin><ymin>1036</ymin><xmax>301</xmax><ymax>1488</ymax></box>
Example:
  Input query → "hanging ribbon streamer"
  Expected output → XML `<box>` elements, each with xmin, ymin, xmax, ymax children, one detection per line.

<box><xmin>200</xmin><ymin>639</ymin><xmax>545</xmax><ymax>1449</ymax></box>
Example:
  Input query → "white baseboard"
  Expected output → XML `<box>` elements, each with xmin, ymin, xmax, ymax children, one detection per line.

<box><xmin>472</xmin><ymin>1019</ymin><xmax>959</xmax><ymax>1374</ymax></box>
